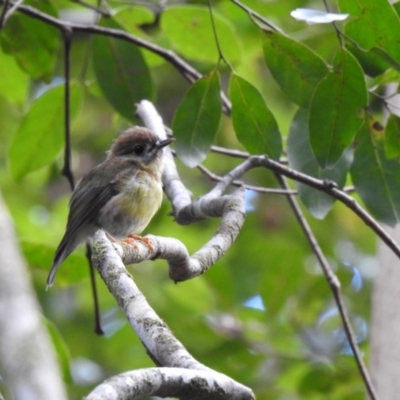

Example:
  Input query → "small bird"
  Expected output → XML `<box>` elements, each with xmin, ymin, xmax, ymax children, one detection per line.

<box><xmin>47</xmin><ymin>126</ymin><xmax>174</xmax><ymax>288</ymax></box>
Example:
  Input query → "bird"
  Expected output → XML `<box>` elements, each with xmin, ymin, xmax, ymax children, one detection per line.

<box><xmin>47</xmin><ymin>126</ymin><xmax>174</xmax><ymax>288</ymax></box>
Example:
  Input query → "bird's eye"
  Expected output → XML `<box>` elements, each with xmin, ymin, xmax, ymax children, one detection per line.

<box><xmin>133</xmin><ymin>145</ymin><xmax>144</xmax><ymax>155</ymax></box>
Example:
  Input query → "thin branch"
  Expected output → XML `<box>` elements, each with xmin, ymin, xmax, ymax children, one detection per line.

<box><xmin>196</xmin><ymin>163</ymin><xmax>298</xmax><ymax>195</ymax></box>
<box><xmin>248</xmin><ymin>156</ymin><xmax>400</xmax><ymax>261</ymax></box>
<box><xmin>208</xmin><ymin>0</ymin><xmax>231</xmax><ymax>67</ymax></box>
<box><xmin>230</xmin><ymin>0</ymin><xmax>283</xmax><ymax>33</ymax></box>
<box><xmin>5</xmin><ymin>1</ymin><xmax>232</xmax><ymax>112</ymax></box>
<box><xmin>61</xmin><ymin>29</ymin><xmax>75</xmax><ymax>191</ymax></box>
<box><xmin>0</xmin><ymin>0</ymin><xmax>22</xmax><ymax>29</ymax></box>
<box><xmin>276</xmin><ymin>174</ymin><xmax>379</xmax><ymax>400</ymax></box>
<box><xmin>0</xmin><ymin>0</ymin><xmax>9</xmax><ymax>29</ymax></box>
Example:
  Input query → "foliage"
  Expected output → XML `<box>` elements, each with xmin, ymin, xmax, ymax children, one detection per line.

<box><xmin>1</xmin><ymin>0</ymin><xmax>399</xmax><ymax>398</ymax></box>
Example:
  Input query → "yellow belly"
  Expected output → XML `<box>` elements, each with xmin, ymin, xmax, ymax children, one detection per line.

<box><xmin>100</xmin><ymin>173</ymin><xmax>163</xmax><ymax>237</ymax></box>
<box><xmin>120</xmin><ymin>177</ymin><xmax>163</xmax><ymax>233</ymax></box>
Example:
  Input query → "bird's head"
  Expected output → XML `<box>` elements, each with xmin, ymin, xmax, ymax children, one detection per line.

<box><xmin>109</xmin><ymin>127</ymin><xmax>174</xmax><ymax>170</ymax></box>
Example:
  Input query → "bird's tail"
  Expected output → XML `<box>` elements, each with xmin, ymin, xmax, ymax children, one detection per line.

<box><xmin>46</xmin><ymin>238</ymin><xmax>71</xmax><ymax>290</ymax></box>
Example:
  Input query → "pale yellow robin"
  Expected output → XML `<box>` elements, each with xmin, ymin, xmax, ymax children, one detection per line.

<box><xmin>47</xmin><ymin>126</ymin><xmax>174</xmax><ymax>288</ymax></box>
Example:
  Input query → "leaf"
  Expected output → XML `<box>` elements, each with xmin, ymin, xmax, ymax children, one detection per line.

<box><xmin>0</xmin><ymin>0</ymin><xmax>59</xmax><ymax>82</ymax></box>
<box><xmin>385</xmin><ymin>115</ymin><xmax>400</xmax><ymax>159</ymax></box>
<box><xmin>230</xmin><ymin>73</ymin><xmax>282</xmax><ymax>159</ymax></box>
<box><xmin>173</xmin><ymin>70</ymin><xmax>222</xmax><ymax>168</ymax></box>
<box><xmin>0</xmin><ymin>49</ymin><xmax>29</xmax><ymax>105</ymax></box>
<box><xmin>92</xmin><ymin>18</ymin><xmax>154</xmax><ymax>121</ymax></box>
<box><xmin>262</xmin><ymin>31</ymin><xmax>328</xmax><ymax>108</ymax></box>
<box><xmin>350</xmin><ymin>118</ymin><xmax>400</xmax><ymax>226</ymax></box>
<box><xmin>338</xmin><ymin>0</ymin><xmax>400</xmax><ymax>70</ymax></box>
<box><xmin>161</xmin><ymin>6</ymin><xmax>242</xmax><ymax>64</ymax></box>
<box><xmin>309</xmin><ymin>49</ymin><xmax>367</xmax><ymax>168</ymax></box>
<box><xmin>8</xmin><ymin>83</ymin><xmax>82</xmax><ymax>181</ymax></box>
<box><xmin>287</xmin><ymin>108</ymin><xmax>352</xmax><ymax>219</ymax></box>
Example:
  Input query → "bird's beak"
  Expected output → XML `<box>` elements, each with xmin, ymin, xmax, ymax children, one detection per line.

<box><xmin>155</xmin><ymin>137</ymin><xmax>175</xmax><ymax>149</ymax></box>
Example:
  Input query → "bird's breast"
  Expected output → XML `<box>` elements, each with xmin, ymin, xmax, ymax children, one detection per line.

<box><xmin>98</xmin><ymin>172</ymin><xmax>163</xmax><ymax>237</ymax></box>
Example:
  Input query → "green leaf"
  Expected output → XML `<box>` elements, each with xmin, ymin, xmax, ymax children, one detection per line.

<box><xmin>230</xmin><ymin>73</ymin><xmax>282</xmax><ymax>159</ymax></box>
<box><xmin>0</xmin><ymin>0</ymin><xmax>59</xmax><ymax>82</ymax></box>
<box><xmin>262</xmin><ymin>31</ymin><xmax>328</xmax><ymax>108</ymax></box>
<box><xmin>338</xmin><ymin>0</ymin><xmax>400</xmax><ymax>70</ymax></box>
<box><xmin>92</xmin><ymin>18</ymin><xmax>154</xmax><ymax>121</ymax></box>
<box><xmin>351</xmin><ymin>118</ymin><xmax>400</xmax><ymax>226</ymax></box>
<box><xmin>385</xmin><ymin>115</ymin><xmax>400</xmax><ymax>159</ymax></box>
<box><xmin>345</xmin><ymin>42</ymin><xmax>389</xmax><ymax>78</ymax></box>
<box><xmin>8</xmin><ymin>83</ymin><xmax>82</xmax><ymax>181</ymax></box>
<box><xmin>173</xmin><ymin>70</ymin><xmax>222</xmax><ymax>168</ymax></box>
<box><xmin>42</xmin><ymin>316</ymin><xmax>73</xmax><ymax>383</ymax></box>
<box><xmin>309</xmin><ymin>49</ymin><xmax>367</xmax><ymax>168</ymax></box>
<box><xmin>0</xmin><ymin>49</ymin><xmax>29</xmax><ymax>105</ymax></box>
<box><xmin>287</xmin><ymin>108</ymin><xmax>352</xmax><ymax>219</ymax></box>
<box><xmin>161</xmin><ymin>5</ymin><xmax>242</xmax><ymax>64</ymax></box>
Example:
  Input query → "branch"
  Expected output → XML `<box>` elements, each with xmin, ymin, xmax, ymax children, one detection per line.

<box><xmin>4</xmin><ymin>1</ymin><xmax>231</xmax><ymax>112</ymax></box>
<box><xmin>88</xmin><ymin>231</ymin><xmax>254</xmax><ymax>400</ymax></box>
<box><xmin>86</xmin><ymin>368</ymin><xmax>253</xmax><ymax>400</ymax></box>
<box><xmin>247</xmin><ymin>156</ymin><xmax>400</xmax><ymax>261</ymax></box>
<box><xmin>276</xmin><ymin>174</ymin><xmax>379</xmax><ymax>400</ymax></box>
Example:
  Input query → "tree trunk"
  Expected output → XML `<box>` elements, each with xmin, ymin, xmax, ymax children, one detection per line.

<box><xmin>0</xmin><ymin>193</ymin><xmax>67</xmax><ymax>400</ymax></box>
<box><xmin>370</xmin><ymin>225</ymin><xmax>400</xmax><ymax>399</ymax></box>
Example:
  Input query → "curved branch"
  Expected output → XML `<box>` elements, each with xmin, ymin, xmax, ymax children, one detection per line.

<box><xmin>86</xmin><ymin>367</ymin><xmax>253</xmax><ymax>400</ymax></box>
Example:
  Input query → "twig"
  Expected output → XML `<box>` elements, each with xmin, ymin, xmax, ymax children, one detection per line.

<box><xmin>61</xmin><ymin>29</ymin><xmax>75</xmax><ymax>191</ymax></box>
<box><xmin>0</xmin><ymin>0</ymin><xmax>22</xmax><ymax>29</ymax></box>
<box><xmin>60</xmin><ymin>28</ymin><xmax>104</xmax><ymax>335</ymax></box>
<box><xmin>248</xmin><ymin>156</ymin><xmax>400</xmax><ymax>261</ymax></box>
<box><xmin>276</xmin><ymin>174</ymin><xmax>379</xmax><ymax>400</ymax></box>
<box><xmin>0</xmin><ymin>0</ymin><xmax>9</xmax><ymax>29</ymax></box>
<box><xmin>230</xmin><ymin>0</ymin><xmax>283</xmax><ymax>33</ymax></box>
<box><xmin>197</xmin><ymin>163</ymin><xmax>297</xmax><ymax>195</ymax></box>
<box><xmin>5</xmin><ymin>1</ymin><xmax>232</xmax><ymax>113</ymax></box>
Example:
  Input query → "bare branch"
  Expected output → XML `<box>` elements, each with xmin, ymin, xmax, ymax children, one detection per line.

<box><xmin>248</xmin><ymin>156</ymin><xmax>400</xmax><ymax>261</ymax></box>
<box><xmin>86</xmin><ymin>367</ymin><xmax>254</xmax><ymax>400</ymax></box>
<box><xmin>0</xmin><ymin>0</ymin><xmax>22</xmax><ymax>29</ymax></box>
<box><xmin>61</xmin><ymin>29</ymin><xmax>75</xmax><ymax>191</ymax></box>
<box><xmin>276</xmin><ymin>174</ymin><xmax>379</xmax><ymax>400</ymax></box>
<box><xmin>90</xmin><ymin>231</ymin><xmax>254</xmax><ymax>400</ymax></box>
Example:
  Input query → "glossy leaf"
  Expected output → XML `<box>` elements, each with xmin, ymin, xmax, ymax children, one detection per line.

<box><xmin>338</xmin><ymin>0</ymin><xmax>400</xmax><ymax>70</ymax></box>
<box><xmin>173</xmin><ymin>71</ymin><xmax>221</xmax><ymax>168</ymax></box>
<box><xmin>287</xmin><ymin>109</ymin><xmax>352</xmax><ymax>219</ymax></box>
<box><xmin>161</xmin><ymin>6</ymin><xmax>242</xmax><ymax>64</ymax></box>
<box><xmin>8</xmin><ymin>83</ymin><xmax>82</xmax><ymax>181</ymax></box>
<box><xmin>385</xmin><ymin>115</ymin><xmax>400</xmax><ymax>159</ymax></box>
<box><xmin>351</xmin><ymin>118</ymin><xmax>400</xmax><ymax>226</ymax></box>
<box><xmin>92</xmin><ymin>18</ymin><xmax>154</xmax><ymax>121</ymax></box>
<box><xmin>230</xmin><ymin>74</ymin><xmax>282</xmax><ymax>159</ymax></box>
<box><xmin>309</xmin><ymin>49</ymin><xmax>367</xmax><ymax>168</ymax></box>
<box><xmin>263</xmin><ymin>31</ymin><xmax>328</xmax><ymax>108</ymax></box>
<box><xmin>0</xmin><ymin>0</ymin><xmax>59</xmax><ymax>82</ymax></box>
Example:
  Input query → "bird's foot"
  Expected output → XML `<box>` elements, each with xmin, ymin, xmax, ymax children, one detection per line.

<box><xmin>122</xmin><ymin>234</ymin><xmax>154</xmax><ymax>252</ymax></box>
